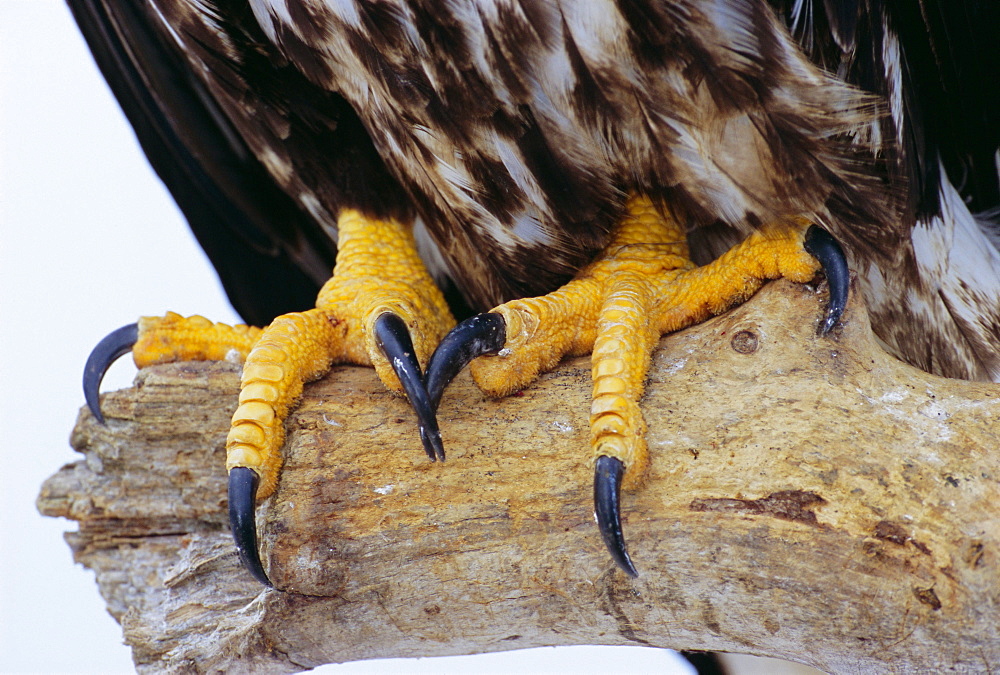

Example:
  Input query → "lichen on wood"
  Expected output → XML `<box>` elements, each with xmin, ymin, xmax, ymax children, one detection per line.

<box><xmin>39</xmin><ymin>280</ymin><xmax>1000</xmax><ymax>673</ymax></box>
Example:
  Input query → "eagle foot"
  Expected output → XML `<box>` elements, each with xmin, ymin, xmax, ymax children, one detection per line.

<box><xmin>426</xmin><ymin>195</ymin><xmax>849</xmax><ymax>576</ymax></box>
<box><xmin>84</xmin><ymin>209</ymin><xmax>454</xmax><ymax>587</ymax></box>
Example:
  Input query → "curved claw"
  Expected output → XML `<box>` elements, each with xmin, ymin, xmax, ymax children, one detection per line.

<box><xmin>83</xmin><ymin>323</ymin><xmax>139</xmax><ymax>424</ymax></box>
<box><xmin>803</xmin><ymin>225</ymin><xmax>849</xmax><ymax>335</ymax></box>
<box><xmin>373</xmin><ymin>313</ymin><xmax>443</xmax><ymax>462</ymax></box>
<box><xmin>228</xmin><ymin>467</ymin><xmax>272</xmax><ymax>587</ymax></box>
<box><xmin>594</xmin><ymin>455</ymin><xmax>638</xmax><ymax>577</ymax></box>
<box><xmin>425</xmin><ymin>312</ymin><xmax>507</xmax><ymax>410</ymax></box>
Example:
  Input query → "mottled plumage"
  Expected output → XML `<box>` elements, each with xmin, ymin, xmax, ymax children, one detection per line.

<box><xmin>70</xmin><ymin>0</ymin><xmax>1000</xmax><ymax>380</ymax></box>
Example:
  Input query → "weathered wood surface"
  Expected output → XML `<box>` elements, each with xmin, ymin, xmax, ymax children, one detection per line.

<box><xmin>39</xmin><ymin>280</ymin><xmax>1000</xmax><ymax>673</ymax></box>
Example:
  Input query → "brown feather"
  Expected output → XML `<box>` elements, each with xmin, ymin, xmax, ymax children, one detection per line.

<box><xmin>78</xmin><ymin>0</ymin><xmax>1000</xmax><ymax>380</ymax></box>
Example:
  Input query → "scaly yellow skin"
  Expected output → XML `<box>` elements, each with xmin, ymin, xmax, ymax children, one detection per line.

<box><xmin>130</xmin><ymin>199</ymin><xmax>818</xmax><ymax>498</ymax></box>
<box><xmin>133</xmin><ymin>313</ymin><xmax>262</xmax><ymax>366</ymax></box>
<box><xmin>133</xmin><ymin>210</ymin><xmax>455</xmax><ymax>500</ymax></box>
<box><xmin>471</xmin><ymin>195</ymin><xmax>820</xmax><ymax>489</ymax></box>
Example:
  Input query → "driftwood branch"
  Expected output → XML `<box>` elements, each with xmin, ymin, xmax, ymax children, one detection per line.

<box><xmin>39</xmin><ymin>280</ymin><xmax>1000</xmax><ymax>673</ymax></box>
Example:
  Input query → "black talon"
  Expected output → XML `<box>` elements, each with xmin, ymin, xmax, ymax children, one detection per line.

<box><xmin>425</xmin><ymin>312</ymin><xmax>507</xmax><ymax>410</ymax></box>
<box><xmin>594</xmin><ymin>455</ymin><xmax>638</xmax><ymax>577</ymax></box>
<box><xmin>373</xmin><ymin>313</ymin><xmax>443</xmax><ymax>461</ymax></box>
<box><xmin>83</xmin><ymin>323</ymin><xmax>139</xmax><ymax>424</ymax></box>
<box><xmin>803</xmin><ymin>225</ymin><xmax>849</xmax><ymax>335</ymax></box>
<box><xmin>228</xmin><ymin>467</ymin><xmax>272</xmax><ymax>587</ymax></box>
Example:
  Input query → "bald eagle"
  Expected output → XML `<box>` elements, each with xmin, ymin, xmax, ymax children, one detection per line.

<box><xmin>79</xmin><ymin>0</ymin><xmax>999</xmax><ymax>607</ymax></box>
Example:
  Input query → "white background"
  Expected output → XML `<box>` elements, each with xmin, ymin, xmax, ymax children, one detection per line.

<box><xmin>0</xmin><ymin>3</ymin><xmax>810</xmax><ymax>673</ymax></box>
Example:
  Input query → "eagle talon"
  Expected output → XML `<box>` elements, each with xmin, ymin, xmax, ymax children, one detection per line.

<box><xmin>594</xmin><ymin>455</ymin><xmax>638</xmax><ymax>577</ymax></box>
<box><xmin>425</xmin><ymin>312</ymin><xmax>507</xmax><ymax>409</ymax></box>
<box><xmin>372</xmin><ymin>312</ymin><xmax>443</xmax><ymax>461</ymax></box>
<box><xmin>83</xmin><ymin>322</ymin><xmax>139</xmax><ymax>424</ymax></box>
<box><xmin>228</xmin><ymin>466</ymin><xmax>272</xmax><ymax>587</ymax></box>
<box><xmin>803</xmin><ymin>226</ymin><xmax>849</xmax><ymax>335</ymax></box>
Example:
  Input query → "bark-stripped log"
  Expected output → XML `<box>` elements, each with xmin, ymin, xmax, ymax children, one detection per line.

<box><xmin>39</xmin><ymin>280</ymin><xmax>1000</xmax><ymax>673</ymax></box>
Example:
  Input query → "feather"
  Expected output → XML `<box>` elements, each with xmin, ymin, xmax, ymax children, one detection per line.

<box><xmin>775</xmin><ymin>0</ymin><xmax>1000</xmax><ymax>379</ymax></box>
<box><xmin>72</xmin><ymin>0</ymin><xmax>1000</xmax><ymax>380</ymax></box>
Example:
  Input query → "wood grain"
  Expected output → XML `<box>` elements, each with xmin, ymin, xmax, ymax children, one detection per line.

<box><xmin>39</xmin><ymin>279</ymin><xmax>1000</xmax><ymax>673</ymax></box>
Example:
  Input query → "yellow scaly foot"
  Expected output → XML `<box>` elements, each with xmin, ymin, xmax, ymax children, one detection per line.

<box><xmin>85</xmin><ymin>209</ymin><xmax>455</xmax><ymax>586</ymax></box>
<box><xmin>425</xmin><ymin>194</ymin><xmax>849</xmax><ymax>575</ymax></box>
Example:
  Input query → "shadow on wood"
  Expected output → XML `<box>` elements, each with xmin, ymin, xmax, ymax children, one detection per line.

<box><xmin>39</xmin><ymin>279</ymin><xmax>1000</xmax><ymax>673</ymax></box>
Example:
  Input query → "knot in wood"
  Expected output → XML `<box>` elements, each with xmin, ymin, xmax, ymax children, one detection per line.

<box><xmin>730</xmin><ymin>329</ymin><xmax>759</xmax><ymax>354</ymax></box>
